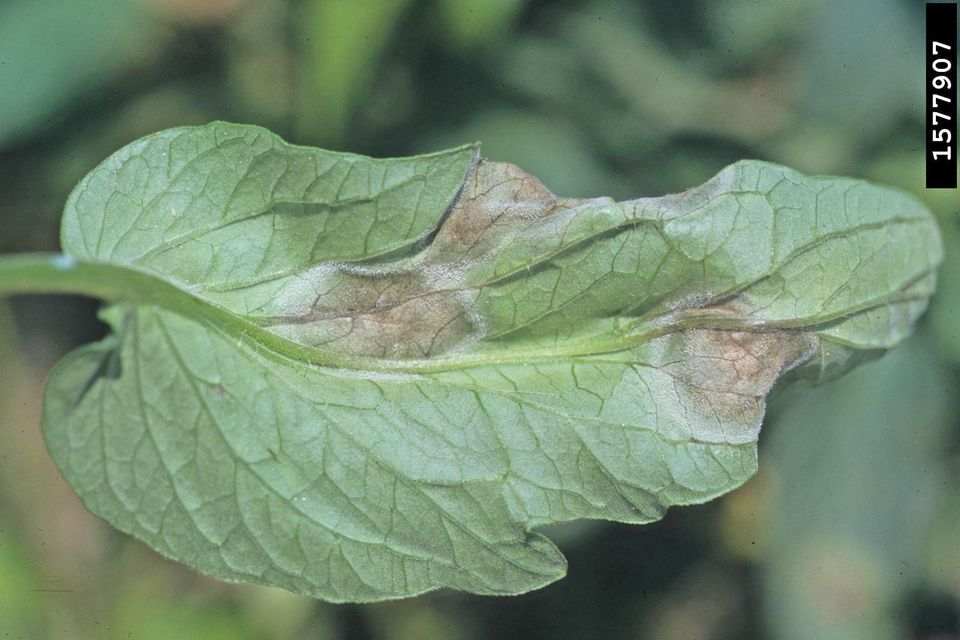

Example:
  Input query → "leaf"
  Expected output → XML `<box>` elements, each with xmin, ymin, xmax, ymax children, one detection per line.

<box><xmin>42</xmin><ymin>122</ymin><xmax>941</xmax><ymax>601</ymax></box>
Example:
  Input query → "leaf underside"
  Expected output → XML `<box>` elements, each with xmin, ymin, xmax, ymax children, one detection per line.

<box><xmin>42</xmin><ymin>122</ymin><xmax>942</xmax><ymax>601</ymax></box>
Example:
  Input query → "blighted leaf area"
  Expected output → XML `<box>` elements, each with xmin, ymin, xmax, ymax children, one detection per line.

<box><xmin>42</xmin><ymin>123</ymin><xmax>941</xmax><ymax>601</ymax></box>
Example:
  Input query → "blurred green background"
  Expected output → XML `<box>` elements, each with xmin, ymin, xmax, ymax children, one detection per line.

<box><xmin>0</xmin><ymin>0</ymin><xmax>958</xmax><ymax>638</ymax></box>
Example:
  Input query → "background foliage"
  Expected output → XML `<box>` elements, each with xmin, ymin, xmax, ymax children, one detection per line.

<box><xmin>0</xmin><ymin>0</ymin><xmax>957</xmax><ymax>638</ymax></box>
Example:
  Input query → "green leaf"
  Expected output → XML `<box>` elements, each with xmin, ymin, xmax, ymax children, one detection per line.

<box><xmin>40</xmin><ymin>122</ymin><xmax>941</xmax><ymax>601</ymax></box>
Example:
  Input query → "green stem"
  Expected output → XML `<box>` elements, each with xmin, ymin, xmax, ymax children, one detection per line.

<box><xmin>0</xmin><ymin>252</ymin><xmax>258</xmax><ymax>328</ymax></box>
<box><xmin>0</xmin><ymin>252</ymin><xmax>358</xmax><ymax>370</ymax></box>
<box><xmin>0</xmin><ymin>253</ymin><xmax>189</xmax><ymax>303</ymax></box>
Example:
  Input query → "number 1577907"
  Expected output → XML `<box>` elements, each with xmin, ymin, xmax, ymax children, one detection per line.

<box><xmin>931</xmin><ymin>40</ymin><xmax>953</xmax><ymax>162</ymax></box>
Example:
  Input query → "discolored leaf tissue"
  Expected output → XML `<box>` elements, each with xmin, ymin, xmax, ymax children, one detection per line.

<box><xmin>39</xmin><ymin>122</ymin><xmax>941</xmax><ymax>601</ymax></box>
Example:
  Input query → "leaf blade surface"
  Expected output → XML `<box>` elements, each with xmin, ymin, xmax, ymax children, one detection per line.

<box><xmin>43</xmin><ymin>122</ymin><xmax>942</xmax><ymax>600</ymax></box>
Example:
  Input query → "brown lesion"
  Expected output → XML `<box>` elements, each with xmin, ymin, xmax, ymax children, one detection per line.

<box><xmin>427</xmin><ymin>159</ymin><xmax>588</xmax><ymax>263</ymax></box>
<box><xmin>675</xmin><ymin>327</ymin><xmax>817</xmax><ymax>424</ymax></box>
<box><xmin>260</xmin><ymin>158</ymin><xmax>590</xmax><ymax>359</ymax></box>
<box><xmin>262</xmin><ymin>271</ymin><xmax>480</xmax><ymax>359</ymax></box>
